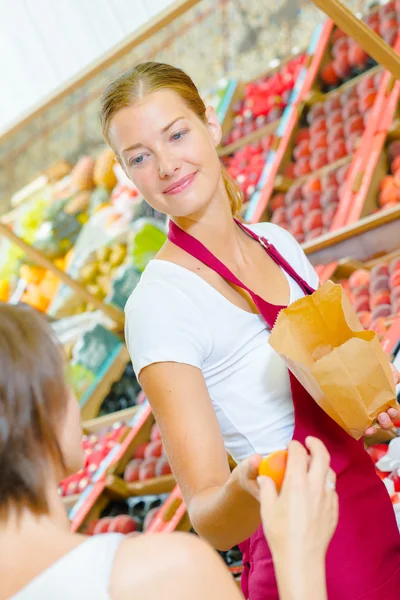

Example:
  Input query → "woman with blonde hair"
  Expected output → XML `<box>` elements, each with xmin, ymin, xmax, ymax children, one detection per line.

<box><xmin>100</xmin><ymin>60</ymin><xmax>400</xmax><ymax>600</ymax></box>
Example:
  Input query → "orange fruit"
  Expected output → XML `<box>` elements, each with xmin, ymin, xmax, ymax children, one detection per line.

<box><xmin>258</xmin><ymin>449</ymin><xmax>288</xmax><ymax>492</ymax></box>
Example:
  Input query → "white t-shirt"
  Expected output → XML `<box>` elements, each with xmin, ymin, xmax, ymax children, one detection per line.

<box><xmin>11</xmin><ymin>534</ymin><xmax>123</xmax><ymax>599</ymax></box>
<box><xmin>125</xmin><ymin>222</ymin><xmax>319</xmax><ymax>463</ymax></box>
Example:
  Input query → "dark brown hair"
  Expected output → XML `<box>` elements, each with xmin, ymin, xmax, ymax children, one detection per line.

<box><xmin>0</xmin><ymin>303</ymin><xmax>67</xmax><ymax>518</ymax></box>
<box><xmin>100</xmin><ymin>61</ymin><xmax>243</xmax><ymax>216</ymax></box>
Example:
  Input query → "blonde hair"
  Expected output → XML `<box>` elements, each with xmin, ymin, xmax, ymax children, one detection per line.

<box><xmin>100</xmin><ymin>62</ymin><xmax>243</xmax><ymax>216</ymax></box>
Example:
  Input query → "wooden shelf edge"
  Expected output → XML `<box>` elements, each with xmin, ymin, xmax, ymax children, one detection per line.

<box><xmin>218</xmin><ymin>120</ymin><xmax>279</xmax><ymax>157</ymax></box>
<box><xmin>106</xmin><ymin>473</ymin><xmax>176</xmax><ymax>498</ymax></box>
<box><xmin>303</xmin><ymin>205</ymin><xmax>400</xmax><ymax>257</ymax></box>
<box><xmin>80</xmin><ymin>345</ymin><xmax>130</xmax><ymax>421</ymax></box>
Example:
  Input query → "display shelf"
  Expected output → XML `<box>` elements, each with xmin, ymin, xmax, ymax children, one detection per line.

<box><xmin>310</xmin><ymin>0</ymin><xmax>400</xmax><ymax>79</ymax></box>
<box><xmin>218</xmin><ymin>120</ymin><xmax>279</xmax><ymax>158</ymax></box>
<box><xmin>244</xmin><ymin>18</ymin><xmax>334</xmax><ymax>222</ymax></box>
<box><xmin>105</xmin><ymin>473</ymin><xmax>176</xmax><ymax>498</ymax></box>
<box><xmin>69</xmin><ymin>402</ymin><xmax>152</xmax><ymax>532</ymax></box>
<box><xmin>79</xmin><ymin>344</ymin><xmax>130</xmax><ymax>421</ymax></box>
<box><xmin>303</xmin><ymin>204</ymin><xmax>400</xmax><ymax>266</ymax></box>
<box><xmin>217</xmin><ymin>54</ymin><xmax>306</xmax><ymax>156</ymax></box>
<box><xmin>82</xmin><ymin>405</ymin><xmax>139</xmax><ymax>434</ymax></box>
<box><xmin>145</xmin><ymin>485</ymin><xmax>190</xmax><ymax>534</ymax></box>
<box><xmin>0</xmin><ymin>221</ymin><xmax>125</xmax><ymax>327</ymax></box>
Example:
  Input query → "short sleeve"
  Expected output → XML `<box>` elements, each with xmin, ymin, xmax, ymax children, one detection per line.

<box><xmin>124</xmin><ymin>279</ymin><xmax>212</xmax><ymax>378</ymax></box>
<box><xmin>249</xmin><ymin>222</ymin><xmax>320</xmax><ymax>290</ymax></box>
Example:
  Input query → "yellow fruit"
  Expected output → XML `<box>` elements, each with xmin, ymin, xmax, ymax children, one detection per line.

<box><xmin>94</xmin><ymin>149</ymin><xmax>117</xmax><ymax>190</ymax></box>
<box><xmin>19</xmin><ymin>265</ymin><xmax>45</xmax><ymax>285</ymax></box>
<box><xmin>70</xmin><ymin>156</ymin><xmax>95</xmax><ymax>191</ymax></box>
<box><xmin>0</xmin><ymin>280</ymin><xmax>10</xmax><ymax>302</ymax></box>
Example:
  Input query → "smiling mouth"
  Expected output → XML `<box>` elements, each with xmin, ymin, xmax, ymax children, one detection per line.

<box><xmin>163</xmin><ymin>172</ymin><xmax>197</xmax><ymax>194</ymax></box>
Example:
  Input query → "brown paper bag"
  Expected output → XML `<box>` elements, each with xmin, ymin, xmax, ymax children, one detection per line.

<box><xmin>268</xmin><ymin>280</ymin><xmax>398</xmax><ymax>440</ymax></box>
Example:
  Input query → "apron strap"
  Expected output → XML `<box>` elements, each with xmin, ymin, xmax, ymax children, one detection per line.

<box><xmin>234</xmin><ymin>219</ymin><xmax>316</xmax><ymax>296</ymax></box>
<box><xmin>168</xmin><ymin>220</ymin><xmax>255</xmax><ymax>296</ymax></box>
<box><xmin>168</xmin><ymin>219</ymin><xmax>315</xmax><ymax>299</ymax></box>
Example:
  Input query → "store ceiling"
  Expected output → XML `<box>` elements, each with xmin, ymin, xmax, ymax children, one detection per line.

<box><xmin>0</xmin><ymin>0</ymin><xmax>176</xmax><ymax>135</ymax></box>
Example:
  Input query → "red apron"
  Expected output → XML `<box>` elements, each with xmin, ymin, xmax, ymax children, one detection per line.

<box><xmin>168</xmin><ymin>219</ymin><xmax>400</xmax><ymax>600</ymax></box>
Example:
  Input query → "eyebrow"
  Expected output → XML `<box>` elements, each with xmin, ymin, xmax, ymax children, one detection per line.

<box><xmin>122</xmin><ymin>117</ymin><xmax>185</xmax><ymax>154</ymax></box>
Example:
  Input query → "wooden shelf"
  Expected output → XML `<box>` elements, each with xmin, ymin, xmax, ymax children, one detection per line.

<box><xmin>303</xmin><ymin>204</ymin><xmax>400</xmax><ymax>266</ymax></box>
<box><xmin>80</xmin><ymin>344</ymin><xmax>130</xmax><ymax>421</ymax></box>
<box><xmin>310</xmin><ymin>0</ymin><xmax>400</xmax><ymax>80</ymax></box>
<box><xmin>106</xmin><ymin>473</ymin><xmax>176</xmax><ymax>498</ymax></box>
<box><xmin>0</xmin><ymin>222</ymin><xmax>125</xmax><ymax>327</ymax></box>
<box><xmin>82</xmin><ymin>405</ymin><xmax>139</xmax><ymax>434</ymax></box>
<box><xmin>218</xmin><ymin>121</ymin><xmax>278</xmax><ymax>157</ymax></box>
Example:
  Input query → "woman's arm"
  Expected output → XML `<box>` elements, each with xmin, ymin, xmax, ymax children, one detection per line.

<box><xmin>111</xmin><ymin>532</ymin><xmax>243</xmax><ymax>600</ymax></box>
<box><xmin>259</xmin><ymin>438</ymin><xmax>338</xmax><ymax>600</ymax></box>
<box><xmin>139</xmin><ymin>361</ymin><xmax>262</xmax><ymax>550</ymax></box>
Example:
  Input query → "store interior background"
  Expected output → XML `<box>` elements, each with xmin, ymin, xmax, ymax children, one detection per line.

<box><xmin>0</xmin><ymin>0</ymin><xmax>367</xmax><ymax>213</ymax></box>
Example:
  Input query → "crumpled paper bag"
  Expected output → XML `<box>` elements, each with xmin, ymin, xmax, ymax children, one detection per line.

<box><xmin>269</xmin><ymin>280</ymin><xmax>398</xmax><ymax>439</ymax></box>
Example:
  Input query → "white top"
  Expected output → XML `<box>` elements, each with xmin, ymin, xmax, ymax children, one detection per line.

<box><xmin>11</xmin><ymin>534</ymin><xmax>123</xmax><ymax>600</ymax></box>
<box><xmin>125</xmin><ymin>222</ymin><xmax>319</xmax><ymax>462</ymax></box>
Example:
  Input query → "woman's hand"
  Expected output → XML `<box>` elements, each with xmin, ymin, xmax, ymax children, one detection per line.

<box><xmin>258</xmin><ymin>437</ymin><xmax>338</xmax><ymax>562</ymax></box>
<box><xmin>233</xmin><ymin>453</ymin><xmax>263</xmax><ymax>500</ymax></box>
<box><xmin>364</xmin><ymin>364</ymin><xmax>400</xmax><ymax>437</ymax></box>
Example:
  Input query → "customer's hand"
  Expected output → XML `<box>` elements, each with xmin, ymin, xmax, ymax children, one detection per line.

<box><xmin>259</xmin><ymin>437</ymin><xmax>338</xmax><ymax>563</ymax></box>
<box><xmin>364</xmin><ymin>363</ymin><xmax>400</xmax><ymax>436</ymax></box>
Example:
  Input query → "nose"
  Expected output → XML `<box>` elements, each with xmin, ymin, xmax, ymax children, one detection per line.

<box><xmin>157</xmin><ymin>152</ymin><xmax>179</xmax><ymax>179</ymax></box>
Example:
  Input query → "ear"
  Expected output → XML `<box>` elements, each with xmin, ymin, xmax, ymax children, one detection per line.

<box><xmin>205</xmin><ymin>105</ymin><xmax>222</xmax><ymax>148</ymax></box>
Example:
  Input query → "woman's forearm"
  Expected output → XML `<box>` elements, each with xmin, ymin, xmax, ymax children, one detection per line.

<box><xmin>274</xmin><ymin>555</ymin><xmax>327</xmax><ymax>600</ymax></box>
<box><xmin>188</xmin><ymin>469</ymin><xmax>261</xmax><ymax>551</ymax></box>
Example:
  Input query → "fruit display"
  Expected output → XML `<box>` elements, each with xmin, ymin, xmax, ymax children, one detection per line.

<box><xmin>337</xmin><ymin>255</ymin><xmax>400</xmax><ymax>337</ymax></box>
<box><xmin>269</xmin><ymin>162</ymin><xmax>350</xmax><ymax>242</ymax></box>
<box><xmin>99</xmin><ymin>362</ymin><xmax>141</xmax><ymax>416</ymax></box>
<box><xmin>123</xmin><ymin>421</ymin><xmax>173</xmax><ymax>483</ymax></box>
<box><xmin>85</xmin><ymin>495</ymin><xmax>166</xmax><ymax>535</ymax></box>
<box><xmin>59</xmin><ymin>422</ymin><xmax>128</xmax><ymax>498</ymax></box>
<box><xmin>222</xmin><ymin>55</ymin><xmax>305</xmax><ymax>147</ymax></box>
<box><xmin>289</xmin><ymin>71</ymin><xmax>379</xmax><ymax>180</ymax></box>
<box><xmin>222</xmin><ymin>134</ymin><xmax>274</xmax><ymax>203</ymax></box>
<box><xmin>319</xmin><ymin>2</ymin><xmax>400</xmax><ymax>92</ymax></box>
<box><xmin>367</xmin><ymin>438</ymin><xmax>400</xmax><ymax>515</ymax></box>
<box><xmin>378</xmin><ymin>140</ymin><xmax>400</xmax><ymax>210</ymax></box>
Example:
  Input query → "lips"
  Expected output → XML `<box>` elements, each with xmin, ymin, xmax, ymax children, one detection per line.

<box><xmin>163</xmin><ymin>172</ymin><xmax>197</xmax><ymax>194</ymax></box>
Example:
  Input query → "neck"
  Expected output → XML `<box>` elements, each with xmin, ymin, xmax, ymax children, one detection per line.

<box><xmin>172</xmin><ymin>181</ymin><xmax>247</xmax><ymax>263</ymax></box>
<box><xmin>0</xmin><ymin>481</ymin><xmax>71</xmax><ymax>547</ymax></box>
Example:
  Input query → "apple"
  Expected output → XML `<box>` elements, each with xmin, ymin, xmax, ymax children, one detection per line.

<box><xmin>133</xmin><ymin>442</ymin><xmax>148</xmax><ymax>460</ymax></box>
<box><xmin>144</xmin><ymin>440</ymin><xmax>163</xmax><ymax>459</ymax></box>
<box><xmin>155</xmin><ymin>457</ymin><xmax>173</xmax><ymax>477</ymax></box>
<box><xmin>108</xmin><ymin>515</ymin><xmax>137</xmax><ymax>534</ymax></box>
<box><xmin>150</xmin><ymin>422</ymin><xmax>162</xmax><ymax>442</ymax></box>
<box><xmin>310</xmin><ymin>149</ymin><xmax>329</xmax><ymax>171</ymax></box>
<box><xmin>327</xmin><ymin>140</ymin><xmax>347</xmax><ymax>163</ymax></box>
<box><xmin>124</xmin><ymin>459</ymin><xmax>142</xmax><ymax>483</ymax></box>
<box><xmin>139</xmin><ymin>457</ymin><xmax>158</xmax><ymax>481</ymax></box>
<box><xmin>93</xmin><ymin>517</ymin><xmax>114</xmax><ymax>535</ymax></box>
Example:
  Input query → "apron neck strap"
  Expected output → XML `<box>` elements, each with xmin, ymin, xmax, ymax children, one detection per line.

<box><xmin>168</xmin><ymin>219</ymin><xmax>254</xmax><ymax>296</ymax></box>
<box><xmin>168</xmin><ymin>219</ymin><xmax>315</xmax><ymax>298</ymax></box>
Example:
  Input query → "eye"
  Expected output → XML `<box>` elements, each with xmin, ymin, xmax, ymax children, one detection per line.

<box><xmin>171</xmin><ymin>129</ymin><xmax>188</xmax><ymax>142</ymax></box>
<box><xmin>129</xmin><ymin>154</ymin><xmax>147</xmax><ymax>167</ymax></box>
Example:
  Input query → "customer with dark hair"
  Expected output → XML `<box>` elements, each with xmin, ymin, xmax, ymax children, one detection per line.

<box><xmin>0</xmin><ymin>302</ymin><xmax>337</xmax><ymax>600</ymax></box>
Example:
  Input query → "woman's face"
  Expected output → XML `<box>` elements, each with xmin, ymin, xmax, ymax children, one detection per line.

<box><xmin>58</xmin><ymin>388</ymin><xmax>84</xmax><ymax>478</ymax></box>
<box><xmin>108</xmin><ymin>89</ymin><xmax>223</xmax><ymax>217</ymax></box>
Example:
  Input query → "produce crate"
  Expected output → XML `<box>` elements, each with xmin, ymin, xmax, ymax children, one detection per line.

<box><xmin>69</xmin><ymin>402</ymin><xmax>152</xmax><ymax>532</ymax></box>
<box><xmin>246</xmin><ymin>2</ymin><xmax>400</xmax><ymax>223</ymax></box>
<box><xmin>328</xmin><ymin>247</ymin><xmax>400</xmax><ymax>340</ymax></box>
<box><xmin>145</xmin><ymin>485</ymin><xmax>191</xmax><ymax>534</ymax></box>
<box><xmin>217</xmin><ymin>53</ymin><xmax>307</xmax><ymax>155</ymax></box>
